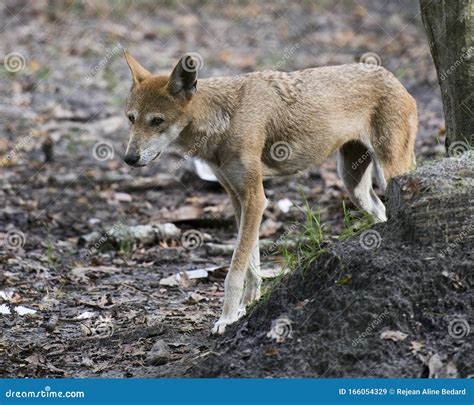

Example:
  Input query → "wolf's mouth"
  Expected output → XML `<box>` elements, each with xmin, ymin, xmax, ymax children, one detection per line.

<box><xmin>129</xmin><ymin>150</ymin><xmax>163</xmax><ymax>167</ymax></box>
<box><xmin>152</xmin><ymin>150</ymin><xmax>164</xmax><ymax>162</ymax></box>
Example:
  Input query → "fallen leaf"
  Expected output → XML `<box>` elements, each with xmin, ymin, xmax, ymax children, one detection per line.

<box><xmin>409</xmin><ymin>341</ymin><xmax>424</xmax><ymax>356</ymax></box>
<box><xmin>0</xmin><ymin>304</ymin><xmax>11</xmax><ymax>315</ymax></box>
<box><xmin>0</xmin><ymin>290</ymin><xmax>22</xmax><ymax>303</ymax></box>
<box><xmin>184</xmin><ymin>292</ymin><xmax>206</xmax><ymax>305</ymax></box>
<box><xmin>14</xmin><ymin>306</ymin><xmax>37</xmax><ymax>316</ymax></box>
<box><xmin>380</xmin><ymin>330</ymin><xmax>408</xmax><ymax>342</ymax></box>
<box><xmin>75</xmin><ymin>311</ymin><xmax>96</xmax><ymax>320</ymax></box>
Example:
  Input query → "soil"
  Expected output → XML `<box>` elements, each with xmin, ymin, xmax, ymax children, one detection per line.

<box><xmin>0</xmin><ymin>0</ymin><xmax>454</xmax><ymax>378</ymax></box>
<box><xmin>189</xmin><ymin>157</ymin><xmax>474</xmax><ymax>378</ymax></box>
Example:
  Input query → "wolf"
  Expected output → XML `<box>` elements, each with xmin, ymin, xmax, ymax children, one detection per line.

<box><xmin>122</xmin><ymin>51</ymin><xmax>417</xmax><ymax>334</ymax></box>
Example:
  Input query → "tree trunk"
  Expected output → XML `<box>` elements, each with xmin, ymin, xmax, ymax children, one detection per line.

<box><xmin>420</xmin><ymin>0</ymin><xmax>474</xmax><ymax>152</ymax></box>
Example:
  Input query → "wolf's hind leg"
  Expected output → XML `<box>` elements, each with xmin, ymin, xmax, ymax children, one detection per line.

<box><xmin>239</xmin><ymin>240</ymin><xmax>261</xmax><ymax>312</ymax></box>
<box><xmin>241</xmin><ymin>200</ymin><xmax>269</xmax><ymax>307</ymax></box>
<box><xmin>337</xmin><ymin>140</ymin><xmax>387</xmax><ymax>222</ymax></box>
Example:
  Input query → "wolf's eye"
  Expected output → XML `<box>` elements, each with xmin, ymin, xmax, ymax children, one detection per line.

<box><xmin>150</xmin><ymin>117</ymin><xmax>164</xmax><ymax>127</ymax></box>
<box><xmin>128</xmin><ymin>114</ymin><xmax>135</xmax><ymax>124</ymax></box>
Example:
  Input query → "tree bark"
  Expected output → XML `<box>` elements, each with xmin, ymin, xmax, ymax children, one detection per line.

<box><xmin>386</xmin><ymin>155</ymin><xmax>473</xmax><ymax>247</ymax></box>
<box><xmin>420</xmin><ymin>0</ymin><xmax>474</xmax><ymax>152</ymax></box>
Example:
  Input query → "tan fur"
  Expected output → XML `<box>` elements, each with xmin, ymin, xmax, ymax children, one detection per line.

<box><xmin>123</xmin><ymin>52</ymin><xmax>418</xmax><ymax>334</ymax></box>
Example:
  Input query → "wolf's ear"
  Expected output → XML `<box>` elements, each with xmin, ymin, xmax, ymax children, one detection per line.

<box><xmin>124</xmin><ymin>49</ymin><xmax>151</xmax><ymax>86</ymax></box>
<box><xmin>167</xmin><ymin>55</ymin><xmax>198</xmax><ymax>98</ymax></box>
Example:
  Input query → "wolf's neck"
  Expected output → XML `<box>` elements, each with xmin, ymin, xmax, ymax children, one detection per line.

<box><xmin>176</xmin><ymin>77</ymin><xmax>239</xmax><ymax>161</ymax></box>
<box><xmin>189</xmin><ymin>77</ymin><xmax>238</xmax><ymax>136</ymax></box>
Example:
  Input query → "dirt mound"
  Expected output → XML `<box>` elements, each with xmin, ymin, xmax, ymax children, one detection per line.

<box><xmin>189</xmin><ymin>157</ymin><xmax>473</xmax><ymax>377</ymax></box>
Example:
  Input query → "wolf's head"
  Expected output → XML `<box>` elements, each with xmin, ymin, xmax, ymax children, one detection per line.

<box><xmin>123</xmin><ymin>51</ymin><xmax>198</xmax><ymax>167</ymax></box>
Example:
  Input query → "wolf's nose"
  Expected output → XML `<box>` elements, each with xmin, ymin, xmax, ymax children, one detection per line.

<box><xmin>124</xmin><ymin>152</ymin><xmax>140</xmax><ymax>166</ymax></box>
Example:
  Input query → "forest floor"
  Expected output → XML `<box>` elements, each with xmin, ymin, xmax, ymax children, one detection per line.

<box><xmin>0</xmin><ymin>0</ymin><xmax>447</xmax><ymax>377</ymax></box>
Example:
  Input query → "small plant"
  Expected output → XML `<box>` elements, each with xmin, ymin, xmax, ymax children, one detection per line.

<box><xmin>46</xmin><ymin>240</ymin><xmax>57</xmax><ymax>265</ymax></box>
<box><xmin>259</xmin><ymin>195</ymin><xmax>379</xmax><ymax>305</ymax></box>
<box><xmin>117</xmin><ymin>238</ymin><xmax>134</xmax><ymax>257</ymax></box>
<box><xmin>114</xmin><ymin>229</ymin><xmax>134</xmax><ymax>263</ymax></box>
<box><xmin>338</xmin><ymin>200</ymin><xmax>374</xmax><ymax>241</ymax></box>
<box><xmin>256</xmin><ymin>268</ymin><xmax>287</xmax><ymax>307</ymax></box>
<box><xmin>278</xmin><ymin>191</ymin><xmax>327</xmax><ymax>275</ymax></box>
<box><xmin>275</xmin><ymin>197</ymin><xmax>376</xmax><ymax>273</ymax></box>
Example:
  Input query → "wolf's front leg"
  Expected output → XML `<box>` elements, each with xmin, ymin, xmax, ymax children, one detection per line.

<box><xmin>212</xmin><ymin>179</ymin><xmax>266</xmax><ymax>335</ymax></box>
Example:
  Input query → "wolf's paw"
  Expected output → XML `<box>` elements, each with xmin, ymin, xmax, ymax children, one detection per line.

<box><xmin>236</xmin><ymin>305</ymin><xmax>246</xmax><ymax>319</ymax></box>
<box><xmin>211</xmin><ymin>317</ymin><xmax>235</xmax><ymax>335</ymax></box>
<box><xmin>211</xmin><ymin>308</ymin><xmax>247</xmax><ymax>334</ymax></box>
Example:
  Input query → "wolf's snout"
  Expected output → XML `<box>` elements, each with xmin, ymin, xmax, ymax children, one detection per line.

<box><xmin>124</xmin><ymin>151</ymin><xmax>140</xmax><ymax>166</ymax></box>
